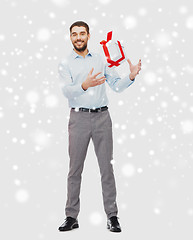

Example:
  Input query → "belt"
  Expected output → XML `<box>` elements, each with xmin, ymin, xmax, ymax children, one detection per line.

<box><xmin>71</xmin><ymin>106</ymin><xmax>108</xmax><ymax>112</ymax></box>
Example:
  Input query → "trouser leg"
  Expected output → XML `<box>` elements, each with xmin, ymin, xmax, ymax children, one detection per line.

<box><xmin>91</xmin><ymin>110</ymin><xmax>118</xmax><ymax>219</ymax></box>
<box><xmin>65</xmin><ymin>110</ymin><xmax>91</xmax><ymax>219</ymax></box>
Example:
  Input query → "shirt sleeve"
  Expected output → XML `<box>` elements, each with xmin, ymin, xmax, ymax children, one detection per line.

<box><xmin>58</xmin><ymin>60</ymin><xmax>87</xmax><ymax>100</ymax></box>
<box><xmin>104</xmin><ymin>63</ymin><xmax>135</xmax><ymax>93</ymax></box>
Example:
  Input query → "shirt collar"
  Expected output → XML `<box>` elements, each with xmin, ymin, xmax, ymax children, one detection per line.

<box><xmin>71</xmin><ymin>49</ymin><xmax>93</xmax><ymax>59</ymax></box>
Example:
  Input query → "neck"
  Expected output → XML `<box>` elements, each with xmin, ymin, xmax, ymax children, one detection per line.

<box><xmin>73</xmin><ymin>48</ymin><xmax>88</xmax><ymax>58</ymax></box>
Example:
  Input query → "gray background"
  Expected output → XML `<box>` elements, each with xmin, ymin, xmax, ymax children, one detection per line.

<box><xmin>0</xmin><ymin>0</ymin><xmax>193</xmax><ymax>239</ymax></box>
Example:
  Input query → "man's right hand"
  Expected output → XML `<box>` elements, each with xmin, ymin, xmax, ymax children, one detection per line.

<box><xmin>81</xmin><ymin>68</ymin><xmax>106</xmax><ymax>91</ymax></box>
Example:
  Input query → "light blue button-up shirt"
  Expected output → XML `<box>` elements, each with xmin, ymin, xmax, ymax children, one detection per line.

<box><xmin>58</xmin><ymin>49</ymin><xmax>135</xmax><ymax>108</ymax></box>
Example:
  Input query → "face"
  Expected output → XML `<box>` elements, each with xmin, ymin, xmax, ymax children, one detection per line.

<box><xmin>70</xmin><ymin>26</ymin><xmax>90</xmax><ymax>52</ymax></box>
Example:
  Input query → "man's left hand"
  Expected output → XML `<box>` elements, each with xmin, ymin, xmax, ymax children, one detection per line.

<box><xmin>127</xmin><ymin>59</ymin><xmax>142</xmax><ymax>81</ymax></box>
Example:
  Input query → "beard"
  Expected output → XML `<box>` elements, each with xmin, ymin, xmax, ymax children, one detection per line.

<box><xmin>73</xmin><ymin>40</ymin><xmax>88</xmax><ymax>52</ymax></box>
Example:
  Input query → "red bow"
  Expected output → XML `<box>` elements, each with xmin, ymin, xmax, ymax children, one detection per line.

<box><xmin>100</xmin><ymin>31</ymin><xmax>125</xmax><ymax>68</ymax></box>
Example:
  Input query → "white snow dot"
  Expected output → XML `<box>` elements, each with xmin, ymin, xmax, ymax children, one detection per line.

<box><xmin>13</xmin><ymin>165</ymin><xmax>18</xmax><ymax>170</ymax></box>
<box><xmin>30</xmin><ymin>129</ymin><xmax>51</xmax><ymax>149</ymax></box>
<box><xmin>15</xmin><ymin>189</ymin><xmax>29</xmax><ymax>203</ymax></box>
<box><xmin>186</xmin><ymin>16</ymin><xmax>193</xmax><ymax>29</ymax></box>
<box><xmin>89</xmin><ymin>212</ymin><xmax>102</xmax><ymax>225</ymax></box>
<box><xmin>140</xmin><ymin>86</ymin><xmax>146</xmax><ymax>92</ymax></box>
<box><xmin>14</xmin><ymin>179</ymin><xmax>21</xmax><ymax>186</ymax></box>
<box><xmin>118</xmin><ymin>100</ymin><xmax>124</xmax><ymax>106</ymax></box>
<box><xmin>149</xmin><ymin>150</ymin><xmax>155</xmax><ymax>156</ymax></box>
<box><xmin>12</xmin><ymin>137</ymin><xmax>18</xmax><ymax>143</ymax></box>
<box><xmin>19</xmin><ymin>113</ymin><xmax>24</xmax><ymax>118</ymax></box>
<box><xmin>26</xmin><ymin>90</ymin><xmax>39</xmax><ymax>105</ymax></box>
<box><xmin>110</xmin><ymin>159</ymin><xmax>115</xmax><ymax>165</ymax></box>
<box><xmin>173</xmin><ymin>96</ymin><xmax>179</xmax><ymax>102</ymax></box>
<box><xmin>183</xmin><ymin>65</ymin><xmax>193</xmax><ymax>74</ymax></box>
<box><xmin>49</xmin><ymin>12</ymin><xmax>56</xmax><ymax>18</ymax></box>
<box><xmin>50</xmin><ymin>0</ymin><xmax>69</xmax><ymax>7</ymax></box>
<box><xmin>157</xmin><ymin>116</ymin><xmax>162</xmax><ymax>122</ymax></box>
<box><xmin>154</xmin><ymin>208</ymin><xmax>161</xmax><ymax>215</ymax></box>
<box><xmin>0</xmin><ymin>111</ymin><xmax>4</xmax><ymax>118</ymax></box>
<box><xmin>187</xmin><ymin>208</ymin><xmax>193</xmax><ymax>216</ymax></box>
<box><xmin>88</xmin><ymin>90</ymin><xmax>94</xmax><ymax>96</ymax></box>
<box><xmin>138</xmin><ymin>8</ymin><xmax>147</xmax><ymax>16</ymax></box>
<box><xmin>0</xmin><ymin>34</ymin><xmax>5</xmax><ymax>41</ymax></box>
<box><xmin>122</xmin><ymin>163</ymin><xmax>136</xmax><ymax>177</ymax></box>
<box><xmin>155</xmin><ymin>32</ymin><xmax>171</xmax><ymax>48</ymax></box>
<box><xmin>35</xmin><ymin>52</ymin><xmax>42</xmax><ymax>59</ymax></box>
<box><xmin>90</xmin><ymin>18</ymin><xmax>98</xmax><ymax>26</ymax></box>
<box><xmin>150</xmin><ymin>96</ymin><xmax>155</xmax><ymax>101</ymax></box>
<box><xmin>144</xmin><ymin>71</ymin><xmax>157</xmax><ymax>86</ymax></box>
<box><xmin>37</xmin><ymin>28</ymin><xmax>51</xmax><ymax>42</ymax></box>
<box><xmin>98</xmin><ymin>0</ymin><xmax>111</xmax><ymax>4</ymax></box>
<box><xmin>137</xmin><ymin>168</ymin><xmax>143</xmax><ymax>173</ymax></box>
<box><xmin>121</xmin><ymin>124</ymin><xmax>127</xmax><ymax>130</ymax></box>
<box><xmin>140</xmin><ymin>128</ymin><xmax>147</xmax><ymax>136</ymax></box>
<box><xmin>179</xmin><ymin>6</ymin><xmax>188</xmax><ymax>14</ymax></box>
<box><xmin>21</xmin><ymin>123</ymin><xmax>27</xmax><ymax>128</ymax></box>
<box><xmin>1</xmin><ymin>69</ymin><xmax>7</xmax><ymax>76</ymax></box>
<box><xmin>20</xmin><ymin>139</ymin><xmax>26</xmax><ymax>145</ymax></box>
<box><xmin>181</xmin><ymin>120</ymin><xmax>193</xmax><ymax>134</ymax></box>
<box><xmin>171</xmin><ymin>134</ymin><xmax>176</xmax><ymax>139</ymax></box>
<box><xmin>45</xmin><ymin>94</ymin><xmax>59</xmax><ymax>108</ymax></box>
<box><xmin>130</xmin><ymin>133</ymin><xmax>135</xmax><ymax>139</ymax></box>
<box><xmin>127</xmin><ymin>152</ymin><xmax>133</xmax><ymax>158</ymax></box>
<box><xmin>123</xmin><ymin>16</ymin><xmax>137</xmax><ymax>30</ymax></box>
<box><xmin>160</xmin><ymin>101</ymin><xmax>168</xmax><ymax>108</ymax></box>
<box><xmin>147</xmin><ymin>118</ymin><xmax>154</xmax><ymax>125</ymax></box>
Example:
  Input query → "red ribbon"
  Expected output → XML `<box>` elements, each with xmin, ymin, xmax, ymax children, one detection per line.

<box><xmin>100</xmin><ymin>31</ymin><xmax>125</xmax><ymax>68</ymax></box>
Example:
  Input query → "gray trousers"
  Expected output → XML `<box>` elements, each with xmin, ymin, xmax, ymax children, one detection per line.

<box><xmin>65</xmin><ymin>108</ymin><xmax>118</xmax><ymax>219</ymax></box>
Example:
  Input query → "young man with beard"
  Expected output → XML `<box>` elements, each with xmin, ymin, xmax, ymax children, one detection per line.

<box><xmin>58</xmin><ymin>21</ymin><xmax>141</xmax><ymax>233</ymax></box>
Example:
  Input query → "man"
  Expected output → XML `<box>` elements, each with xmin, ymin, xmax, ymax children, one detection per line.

<box><xmin>58</xmin><ymin>21</ymin><xmax>141</xmax><ymax>233</ymax></box>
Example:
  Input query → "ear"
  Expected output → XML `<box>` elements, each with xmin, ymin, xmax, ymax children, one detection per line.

<box><xmin>88</xmin><ymin>33</ymin><xmax>90</xmax><ymax>40</ymax></box>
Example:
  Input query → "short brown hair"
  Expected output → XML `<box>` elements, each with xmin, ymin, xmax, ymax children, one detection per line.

<box><xmin>70</xmin><ymin>21</ymin><xmax>89</xmax><ymax>34</ymax></box>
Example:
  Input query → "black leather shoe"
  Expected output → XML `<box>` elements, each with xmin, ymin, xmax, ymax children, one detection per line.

<box><xmin>107</xmin><ymin>216</ymin><xmax>121</xmax><ymax>232</ymax></box>
<box><xmin>58</xmin><ymin>216</ymin><xmax>79</xmax><ymax>231</ymax></box>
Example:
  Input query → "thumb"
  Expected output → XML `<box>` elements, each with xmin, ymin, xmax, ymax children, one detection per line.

<box><xmin>89</xmin><ymin>67</ymin><xmax>94</xmax><ymax>75</ymax></box>
<box><xmin>127</xmin><ymin>58</ymin><xmax>132</xmax><ymax>66</ymax></box>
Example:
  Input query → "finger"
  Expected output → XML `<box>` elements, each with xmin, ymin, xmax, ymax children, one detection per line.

<box><xmin>98</xmin><ymin>79</ymin><xmax>106</xmax><ymax>85</ymax></box>
<box><xmin>89</xmin><ymin>67</ymin><xmax>94</xmax><ymax>75</ymax></box>
<box><xmin>99</xmin><ymin>78</ymin><xmax>106</xmax><ymax>82</ymax></box>
<box><xmin>93</xmin><ymin>71</ymin><xmax>102</xmax><ymax>78</ymax></box>
<box><xmin>127</xmin><ymin>58</ymin><xmax>132</xmax><ymax>65</ymax></box>
<box><xmin>96</xmin><ymin>76</ymin><xmax>106</xmax><ymax>81</ymax></box>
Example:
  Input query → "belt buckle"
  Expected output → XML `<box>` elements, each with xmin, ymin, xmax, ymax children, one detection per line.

<box><xmin>98</xmin><ymin>107</ymin><xmax>102</xmax><ymax>112</ymax></box>
<box><xmin>90</xmin><ymin>108</ymin><xmax>95</xmax><ymax>112</ymax></box>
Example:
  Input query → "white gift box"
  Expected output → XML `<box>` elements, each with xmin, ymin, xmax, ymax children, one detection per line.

<box><xmin>106</xmin><ymin>40</ymin><xmax>127</xmax><ymax>65</ymax></box>
<box><xmin>100</xmin><ymin>32</ymin><xmax>130</xmax><ymax>79</ymax></box>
